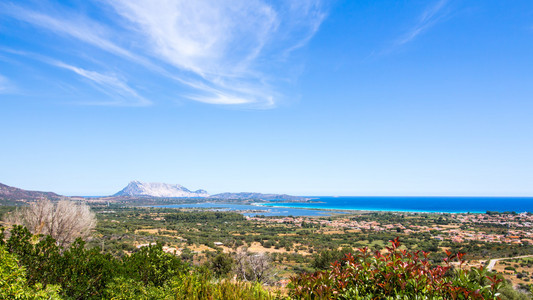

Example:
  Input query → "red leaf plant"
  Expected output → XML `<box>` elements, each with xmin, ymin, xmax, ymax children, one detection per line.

<box><xmin>288</xmin><ymin>238</ymin><xmax>502</xmax><ymax>299</ymax></box>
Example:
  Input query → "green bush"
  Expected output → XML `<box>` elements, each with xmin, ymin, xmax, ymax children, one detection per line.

<box><xmin>311</xmin><ymin>247</ymin><xmax>353</xmax><ymax>270</ymax></box>
<box><xmin>1</xmin><ymin>225</ymin><xmax>277</xmax><ymax>300</ymax></box>
<box><xmin>209</xmin><ymin>252</ymin><xmax>235</xmax><ymax>277</ymax></box>
<box><xmin>122</xmin><ymin>243</ymin><xmax>187</xmax><ymax>287</ymax></box>
<box><xmin>0</xmin><ymin>244</ymin><xmax>61</xmax><ymax>300</ymax></box>
<box><xmin>168</xmin><ymin>270</ymin><xmax>277</xmax><ymax>300</ymax></box>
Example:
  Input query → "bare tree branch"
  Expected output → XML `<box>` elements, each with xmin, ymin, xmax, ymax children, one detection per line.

<box><xmin>233</xmin><ymin>251</ymin><xmax>272</xmax><ymax>283</ymax></box>
<box><xmin>4</xmin><ymin>199</ymin><xmax>96</xmax><ymax>247</ymax></box>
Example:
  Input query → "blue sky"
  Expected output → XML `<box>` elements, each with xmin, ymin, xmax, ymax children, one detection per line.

<box><xmin>1</xmin><ymin>0</ymin><xmax>532</xmax><ymax>196</ymax></box>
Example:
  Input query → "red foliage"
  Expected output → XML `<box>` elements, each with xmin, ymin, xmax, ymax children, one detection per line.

<box><xmin>289</xmin><ymin>238</ymin><xmax>502</xmax><ymax>299</ymax></box>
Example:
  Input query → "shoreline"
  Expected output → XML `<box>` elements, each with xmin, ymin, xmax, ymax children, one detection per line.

<box><xmin>144</xmin><ymin>198</ymin><xmax>533</xmax><ymax>216</ymax></box>
<box><xmin>255</xmin><ymin>203</ymin><xmax>486</xmax><ymax>214</ymax></box>
<box><xmin>150</xmin><ymin>202</ymin><xmax>489</xmax><ymax>215</ymax></box>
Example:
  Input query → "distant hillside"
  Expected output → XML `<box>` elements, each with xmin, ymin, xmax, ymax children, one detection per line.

<box><xmin>110</xmin><ymin>181</ymin><xmax>307</xmax><ymax>202</ymax></box>
<box><xmin>113</xmin><ymin>181</ymin><xmax>209</xmax><ymax>198</ymax></box>
<box><xmin>0</xmin><ymin>182</ymin><xmax>64</xmax><ymax>205</ymax></box>
<box><xmin>211</xmin><ymin>192</ymin><xmax>307</xmax><ymax>201</ymax></box>
<box><xmin>0</xmin><ymin>180</ymin><xmax>307</xmax><ymax>205</ymax></box>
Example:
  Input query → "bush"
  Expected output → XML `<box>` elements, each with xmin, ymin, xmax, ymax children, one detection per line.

<box><xmin>1</xmin><ymin>225</ymin><xmax>277</xmax><ymax>299</ymax></box>
<box><xmin>289</xmin><ymin>238</ymin><xmax>503</xmax><ymax>299</ymax></box>
<box><xmin>169</xmin><ymin>270</ymin><xmax>277</xmax><ymax>300</ymax></box>
<box><xmin>122</xmin><ymin>243</ymin><xmax>188</xmax><ymax>287</ymax></box>
<box><xmin>209</xmin><ymin>252</ymin><xmax>235</xmax><ymax>277</ymax></box>
<box><xmin>0</xmin><ymin>244</ymin><xmax>61</xmax><ymax>300</ymax></box>
<box><xmin>311</xmin><ymin>247</ymin><xmax>352</xmax><ymax>270</ymax></box>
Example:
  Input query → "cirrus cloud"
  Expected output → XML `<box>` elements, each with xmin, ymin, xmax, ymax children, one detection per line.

<box><xmin>0</xmin><ymin>0</ymin><xmax>329</xmax><ymax>108</ymax></box>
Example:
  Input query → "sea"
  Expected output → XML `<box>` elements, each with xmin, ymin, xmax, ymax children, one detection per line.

<box><xmin>150</xmin><ymin>196</ymin><xmax>533</xmax><ymax>217</ymax></box>
<box><xmin>149</xmin><ymin>203</ymin><xmax>339</xmax><ymax>217</ymax></box>
<box><xmin>259</xmin><ymin>196</ymin><xmax>533</xmax><ymax>214</ymax></box>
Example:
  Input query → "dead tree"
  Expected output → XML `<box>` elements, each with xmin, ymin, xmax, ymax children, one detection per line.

<box><xmin>233</xmin><ymin>251</ymin><xmax>272</xmax><ymax>283</ymax></box>
<box><xmin>5</xmin><ymin>199</ymin><xmax>96</xmax><ymax>247</ymax></box>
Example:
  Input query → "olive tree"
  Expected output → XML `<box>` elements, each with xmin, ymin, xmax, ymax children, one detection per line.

<box><xmin>5</xmin><ymin>199</ymin><xmax>96</xmax><ymax>247</ymax></box>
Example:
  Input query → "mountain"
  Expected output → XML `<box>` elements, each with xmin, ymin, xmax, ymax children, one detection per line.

<box><xmin>113</xmin><ymin>181</ymin><xmax>210</xmax><ymax>198</ymax></box>
<box><xmin>0</xmin><ymin>182</ymin><xmax>64</xmax><ymax>204</ymax></box>
<box><xmin>211</xmin><ymin>192</ymin><xmax>307</xmax><ymax>201</ymax></box>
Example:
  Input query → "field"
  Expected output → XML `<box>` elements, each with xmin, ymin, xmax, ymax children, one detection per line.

<box><xmin>493</xmin><ymin>257</ymin><xmax>533</xmax><ymax>287</ymax></box>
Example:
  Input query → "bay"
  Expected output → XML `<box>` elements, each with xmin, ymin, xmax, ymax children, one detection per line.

<box><xmin>260</xmin><ymin>196</ymin><xmax>533</xmax><ymax>213</ymax></box>
<box><xmin>149</xmin><ymin>203</ymin><xmax>343</xmax><ymax>217</ymax></box>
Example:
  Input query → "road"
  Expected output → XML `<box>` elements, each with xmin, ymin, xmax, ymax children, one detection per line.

<box><xmin>485</xmin><ymin>255</ymin><xmax>533</xmax><ymax>271</ymax></box>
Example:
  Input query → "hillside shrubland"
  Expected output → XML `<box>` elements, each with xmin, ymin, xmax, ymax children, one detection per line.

<box><xmin>2</xmin><ymin>224</ymin><xmax>531</xmax><ymax>299</ymax></box>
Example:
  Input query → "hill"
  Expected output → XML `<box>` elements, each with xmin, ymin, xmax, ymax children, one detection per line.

<box><xmin>113</xmin><ymin>180</ymin><xmax>210</xmax><ymax>198</ymax></box>
<box><xmin>111</xmin><ymin>181</ymin><xmax>307</xmax><ymax>202</ymax></box>
<box><xmin>0</xmin><ymin>182</ymin><xmax>64</xmax><ymax>205</ymax></box>
<box><xmin>211</xmin><ymin>192</ymin><xmax>308</xmax><ymax>201</ymax></box>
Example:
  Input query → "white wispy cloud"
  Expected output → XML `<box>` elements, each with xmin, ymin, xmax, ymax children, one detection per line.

<box><xmin>0</xmin><ymin>3</ymin><xmax>144</xmax><ymax>64</ymax></box>
<box><xmin>281</xmin><ymin>1</ymin><xmax>328</xmax><ymax>56</ymax></box>
<box><xmin>107</xmin><ymin>1</ymin><xmax>276</xmax><ymax>77</ymax></box>
<box><xmin>104</xmin><ymin>0</ymin><xmax>327</xmax><ymax>107</ymax></box>
<box><xmin>395</xmin><ymin>0</ymin><xmax>450</xmax><ymax>47</ymax></box>
<box><xmin>0</xmin><ymin>1</ymin><xmax>328</xmax><ymax>108</ymax></box>
<box><xmin>0</xmin><ymin>48</ymin><xmax>149</xmax><ymax>106</ymax></box>
<box><xmin>51</xmin><ymin>61</ymin><xmax>151</xmax><ymax>106</ymax></box>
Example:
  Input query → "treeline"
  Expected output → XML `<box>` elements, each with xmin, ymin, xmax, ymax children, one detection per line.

<box><xmin>165</xmin><ymin>211</ymin><xmax>245</xmax><ymax>222</ymax></box>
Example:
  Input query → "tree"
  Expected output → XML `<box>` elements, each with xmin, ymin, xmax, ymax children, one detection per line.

<box><xmin>234</xmin><ymin>251</ymin><xmax>272</xmax><ymax>283</ymax></box>
<box><xmin>209</xmin><ymin>252</ymin><xmax>234</xmax><ymax>277</ymax></box>
<box><xmin>4</xmin><ymin>199</ymin><xmax>96</xmax><ymax>247</ymax></box>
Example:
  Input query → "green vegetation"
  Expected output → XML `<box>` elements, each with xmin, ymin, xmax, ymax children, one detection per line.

<box><xmin>88</xmin><ymin>206</ymin><xmax>533</xmax><ymax>271</ymax></box>
<box><xmin>0</xmin><ymin>225</ymin><xmax>276</xmax><ymax>299</ymax></box>
<box><xmin>2</xmin><ymin>205</ymin><xmax>532</xmax><ymax>299</ymax></box>
<box><xmin>0</xmin><ymin>205</ymin><xmax>16</xmax><ymax>219</ymax></box>
<box><xmin>290</xmin><ymin>239</ymin><xmax>502</xmax><ymax>299</ymax></box>
<box><xmin>0</xmin><ymin>244</ymin><xmax>60</xmax><ymax>300</ymax></box>
<box><xmin>3</xmin><ymin>225</ymin><xmax>529</xmax><ymax>299</ymax></box>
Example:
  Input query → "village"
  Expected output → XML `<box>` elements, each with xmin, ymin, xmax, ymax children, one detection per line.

<box><xmin>247</xmin><ymin>211</ymin><xmax>533</xmax><ymax>246</ymax></box>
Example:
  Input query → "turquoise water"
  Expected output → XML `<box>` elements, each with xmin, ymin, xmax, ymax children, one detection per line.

<box><xmin>149</xmin><ymin>197</ymin><xmax>533</xmax><ymax>216</ymax></box>
<box><xmin>149</xmin><ymin>203</ymin><xmax>342</xmax><ymax>217</ymax></box>
<box><xmin>260</xmin><ymin>196</ymin><xmax>533</xmax><ymax>213</ymax></box>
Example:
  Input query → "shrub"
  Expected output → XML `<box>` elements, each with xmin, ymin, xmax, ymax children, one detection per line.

<box><xmin>311</xmin><ymin>247</ymin><xmax>352</xmax><ymax>270</ymax></box>
<box><xmin>2</xmin><ymin>225</ymin><xmax>187</xmax><ymax>299</ymax></box>
<box><xmin>209</xmin><ymin>252</ymin><xmax>235</xmax><ymax>277</ymax></box>
<box><xmin>122</xmin><ymin>243</ymin><xmax>188</xmax><ymax>287</ymax></box>
<box><xmin>0</xmin><ymin>244</ymin><xmax>61</xmax><ymax>300</ymax></box>
<box><xmin>170</xmin><ymin>270</ymin><xmax>276</xmax><ymax>300</ymax></box>
<box><xmin>289</xmin><ymin>237</ymin><xmax>503</xmax><ymax>299</ymax></box>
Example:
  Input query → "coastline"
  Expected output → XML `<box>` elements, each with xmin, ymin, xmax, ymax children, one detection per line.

<box><xmin>255</xmin><ymin>203</ymin><xmax>486</xmax><ymax>214</ymax></box>
<box><xmin>144</xmin><ymin>196</ymin><xmax>533</xmax><ymax>216</ymax></box>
